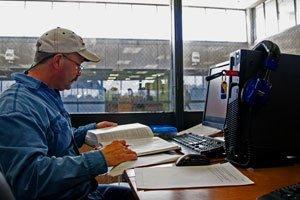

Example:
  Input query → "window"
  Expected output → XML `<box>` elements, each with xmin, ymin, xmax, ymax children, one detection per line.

<box><xmin>297</xmin><ymin>0</ymin><xmax>300</xmax><ymax>24</ymax></box>
<box><xmin>182</xmin><ymin>4</ymin><xmax>247</xmax><ymax>111</ymax></box>
<box><xmin>182</xmin><ymin>7</ymin><xmax>246</xmax><ymax>42</ymax></box>
<box><xmin>255</xmin><ymin>3</ymin><xmax>266</xmax><ymax>41</ymax></box>
<box><xmin>278</xmin><ymin>0</ymin><xmax>296</xmax><ymax>31</ymax></box>
<box><xmin>0</xmin><ymin>1</ymin><xmax>172</xmax><ymax>113</ymax></box>
<box><xmin>265</xmin><ymin>0</ymin><xmax>278</xmax><ymax>37</ymax></box>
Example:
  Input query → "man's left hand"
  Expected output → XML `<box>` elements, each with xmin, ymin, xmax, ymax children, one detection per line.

<box><xmin>96</xmin><ymin>121</ymin><xmax>118</xmax><ymax>129</ymax></box>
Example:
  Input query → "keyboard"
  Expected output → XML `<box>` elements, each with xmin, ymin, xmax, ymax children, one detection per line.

<box><xmin>258</xmin><ymin>183</ymin><xmax>300</xmax><ymax>200</ymax></box>
<box><xmin>170</xmin><ymin>133</ymin><xmax>225</xmax><ymax>157</ymax></box>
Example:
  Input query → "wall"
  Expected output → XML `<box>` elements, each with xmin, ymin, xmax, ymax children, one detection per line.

<box><xmin>254</xmin><ymin>24</ymin><xmax>300</xmax><ymax>55</ymax></box>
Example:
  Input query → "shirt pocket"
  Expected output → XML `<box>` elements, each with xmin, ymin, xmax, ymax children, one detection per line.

<box><xmin>49</xmin><ymin>115</ymin><xmax>73</xmax><ymax>156</ymax></box>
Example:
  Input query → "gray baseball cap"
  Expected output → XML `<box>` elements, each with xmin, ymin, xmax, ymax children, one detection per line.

<box><xmin>32</xmin><ymin>27</ymin><xmax>100</xmax><ymax>67</ymax></box>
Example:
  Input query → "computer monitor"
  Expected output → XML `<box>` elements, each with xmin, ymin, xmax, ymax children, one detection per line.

<box><xmin>202</xmin><ymin>61</ymin><xmax>230</xmax><ymax>130</ymax></box>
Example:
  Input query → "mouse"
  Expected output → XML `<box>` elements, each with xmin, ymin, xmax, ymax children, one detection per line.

<box><xmin>175</xmin><ymin>154</ymin><xmax>210</xmax><ymax>166</ymax></box>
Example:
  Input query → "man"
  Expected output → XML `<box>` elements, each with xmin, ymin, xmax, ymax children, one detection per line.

<box><xmin>0</xmin><ymin>27</ymin><xmax>137</xmax><ymax>200</ymax></box>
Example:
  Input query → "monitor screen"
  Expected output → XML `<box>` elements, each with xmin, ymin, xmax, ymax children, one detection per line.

<box><xmin>202</xmin><ymin>62</ymin><xmax>230</xmax><ymax>130</ymax></box>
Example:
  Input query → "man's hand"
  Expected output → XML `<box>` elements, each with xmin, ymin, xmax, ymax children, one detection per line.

<box><xmin>96</xmin><ymin>121</ymin><xmax>117</xmax><ymax>129</ymax></box>
<box><xmin>100</xmin><ymin>140</ymin><xmax>137</xmax><ymax>166</ymax></box>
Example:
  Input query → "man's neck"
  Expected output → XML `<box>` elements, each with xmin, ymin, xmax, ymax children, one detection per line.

<box><xmin>27</xmin><ymin>66</ymin><xmax>55</xmax><ymax>89</ymax></box>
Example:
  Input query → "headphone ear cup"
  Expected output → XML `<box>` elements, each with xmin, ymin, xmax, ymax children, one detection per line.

<box><xmin>241</xmin><ymin>77</ymin><xmax>272</xmax><ymax>107</ymax></box>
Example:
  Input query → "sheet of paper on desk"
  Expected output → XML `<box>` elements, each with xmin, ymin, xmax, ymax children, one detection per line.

<box><xmin>179</xmin><ymin>124</ymin><xmax>221</xmax><ymax>136</ymax></box>
<box><xmin>108</xmin><ymin>154</ymin><xmax>181</xmax><ymax>177</ymax></box>
<box><xmin>135</xmin><ymin>162</ymin><xmax>254</xmax><ymax>189</ymax></box>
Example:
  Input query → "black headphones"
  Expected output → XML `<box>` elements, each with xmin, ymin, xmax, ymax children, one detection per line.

<box><xmin>241</xmin><ymin>40</ymin><xmax>281</xmax><ymax>107</ymax></box>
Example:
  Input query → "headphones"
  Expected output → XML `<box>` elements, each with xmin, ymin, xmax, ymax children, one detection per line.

<box><xmin>241</xmin><ymin>40</ymin><xmax>281</xmax><ymax>107</ymax></box>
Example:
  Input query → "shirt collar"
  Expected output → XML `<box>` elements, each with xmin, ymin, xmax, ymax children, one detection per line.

<box><xmin>12</xmin><ymin>72</ymin><xmax>43</xmax><ymax>90</ymax></box>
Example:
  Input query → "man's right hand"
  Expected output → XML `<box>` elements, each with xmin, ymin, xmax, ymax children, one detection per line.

<box><xmin>100</xmin><ymin>140</ymin><xmax>137</xmax><ymax>167</ymax></box>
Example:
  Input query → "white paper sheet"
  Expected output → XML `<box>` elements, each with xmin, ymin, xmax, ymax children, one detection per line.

<box><xmin>135</xmin><ymin>162</ymin><xmax>254</xmax><ymax>189</ymax></box>
<box><xmin>179</xmin><ymin>123</ymin><xmax>221</xmax><ymax>136</ymax></box>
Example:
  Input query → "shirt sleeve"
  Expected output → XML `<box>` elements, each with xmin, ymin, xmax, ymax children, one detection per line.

<box><xmin>0</xmin><ymin>112</ymin><xmax>107</xmax><ymax>199</ymax></box>
<box><xmin>72</xmin><ymin>123</ymin><xmax>97</xmax><ymax>147</ymax></box>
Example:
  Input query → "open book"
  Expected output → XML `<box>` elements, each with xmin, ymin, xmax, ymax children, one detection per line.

<box><xmin>85</xmin><ymin>123</ymin><xmax>180</xmax><ymax>156</ymax></box>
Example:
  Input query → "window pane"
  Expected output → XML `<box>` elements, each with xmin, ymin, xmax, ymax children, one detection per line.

<box><xmin>226</xmin><ymin>10</ymin><xmax>247</xmax><ymax>42</ymax></box>
<box><xmin>182</xmin><ymin>5</ymin><xmax>247</xmax><ymax>111</ymax></box>
<box><xmin>0</xmin><ymin>1</ymin><xmax>172</xmax><ymax>113</ymax></box>
<box><xmin>183</xmin><ymin>7</ymin><xmax>246</xmax><ymax>42</ymax></box>
<box><xmin>255</xmin><ymin>3</ymin><xmax>266</xmax><ymax>40</ymax></box>
<box><xmin>278</xmin><ymin>0</ymin><xmax>296</xmax><ymax>31</ymax></box>
<box><xmin>265</xmin><ymin>0</ymin><xmax>278</xmax><ymax>36</ymax></box>
<box><xmin>298</xmin><ymin>0</ymin><xmax>300</xmax><ymax>24</ymax></box>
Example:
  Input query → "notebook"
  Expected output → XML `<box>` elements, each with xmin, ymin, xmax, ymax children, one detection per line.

<box><xmin>182</xmin><ymin>61</ymin><xmax>230</xmax><ymax>136</ymax></box>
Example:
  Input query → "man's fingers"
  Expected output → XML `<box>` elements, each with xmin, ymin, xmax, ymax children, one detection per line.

<box><xmin>125</xmin><ymin>148</ymin><xmax>137</xmax><ymax>155</ymax></box>
<box><xmin>96</xmin><ymin>121</ymin><xmax>118</xmax><ymax>129</ymax></box>
<box><xmin>112</xmin><ymin>140</ymin><xmax>127</xmax><ymax>146</ymax></box>
<box><xmin>119</xmin><ymin>150</ymin><xmax>138</xmax><ymax>160</ymax></box>
<box><xmin>122</xmin><ymin>153</ymin><xmax>138</xmax><ymax>161</ymax></box>
<box><xmin>114</xmin><ymin>147</ymin><xmax>134</xmax><ymax>154</ymax></box>
<box><xmin>104</xmin><ymin>143</ymin><xmax>135</xmax><ymax>153</ymax></box>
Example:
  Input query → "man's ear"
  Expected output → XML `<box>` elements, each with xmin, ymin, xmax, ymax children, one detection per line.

<box><xmin>51</xmin><ymin>54</ymin><xmax>63</xmax><ymax>71</ymax></box>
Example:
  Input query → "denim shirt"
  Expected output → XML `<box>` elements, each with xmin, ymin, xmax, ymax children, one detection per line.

<box><xmin>0</xmin><ymin>73</ymin><xmax>108</xmax><ymax>199</ymax></box>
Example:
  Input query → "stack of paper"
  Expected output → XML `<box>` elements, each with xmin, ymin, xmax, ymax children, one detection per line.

<box><xmin>135</xmin><ymin>162</ymin><xmax>254</xmax><ymax>189</ymax></box>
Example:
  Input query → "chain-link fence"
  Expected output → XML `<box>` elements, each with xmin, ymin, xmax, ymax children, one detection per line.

<box><xmin>1</xmin><ymin>25</ymin><xmax>300</xmax><ymax>113</ymax></box>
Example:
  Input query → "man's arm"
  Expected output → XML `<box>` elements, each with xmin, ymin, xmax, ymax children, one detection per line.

<box><xmin>72</xmin><ymin>123</ymin><xmax>97</xmax><ymax>147</ymax></box>
<box><xmin>0</xmin><ymin>112</ymin><xmax>107</xmax><ymax>199</ymax></box>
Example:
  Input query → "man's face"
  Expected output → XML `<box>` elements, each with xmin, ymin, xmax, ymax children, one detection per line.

<box><xmin>58</xmin><ymin>53</ymin><xmax>84</xmax><ymax>90</ymax></box>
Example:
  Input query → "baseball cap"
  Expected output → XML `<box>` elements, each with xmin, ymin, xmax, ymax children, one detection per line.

<box><xmin>31</xmin><ymin>27</ymin><xmax>100</xmax><ymax>67</ymax></box>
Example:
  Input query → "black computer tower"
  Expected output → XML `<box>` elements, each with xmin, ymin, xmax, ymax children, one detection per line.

<box><xmin>224</xmin><ymin>49</ymin><xmax>300</xmax><ymax>168</ymax></box>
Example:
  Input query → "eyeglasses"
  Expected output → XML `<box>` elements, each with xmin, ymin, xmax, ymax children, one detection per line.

<box><xmin>62</xmin><ymin>54</ymin><xmax>84</xmax><ymax>71</ymax></box>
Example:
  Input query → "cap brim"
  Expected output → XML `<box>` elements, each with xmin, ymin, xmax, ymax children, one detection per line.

<box><xmin>78</xmin><ymin>49</ymin><xmax>100</xmax><ymax>63</ymax></box>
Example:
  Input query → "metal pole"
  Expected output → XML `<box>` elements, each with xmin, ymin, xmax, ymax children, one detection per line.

<box><xmin>171</xmin><ymin>0</ymin><xmax>184</xmax><ymax>130</ymax></box>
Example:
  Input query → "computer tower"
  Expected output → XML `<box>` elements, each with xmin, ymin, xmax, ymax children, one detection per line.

<box><xmin>224</xmin><ymin>49</ymin><xmax>300</xmax><ymax>168</ymax></box>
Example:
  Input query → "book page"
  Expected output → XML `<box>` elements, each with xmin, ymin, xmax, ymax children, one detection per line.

<box><xmin>135</xmin><ymin>162</ymin><xmax>254</xmax><ymax>189</ymax></box>
<box><xmin>108</xmin><ymin>154</ymin><xmax>181</xmax><ymax>177</ymax></box>
<box><xmin>86</xmin><ymin>123</ymin><xmax>154</xmax><ymax>145</ymax></box>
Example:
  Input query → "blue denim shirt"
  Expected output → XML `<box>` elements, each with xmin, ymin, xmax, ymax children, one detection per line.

<box><xmin>0</xmin><ymin>73</ymin><xmax>108</xmax><ymax>199</ymax></box>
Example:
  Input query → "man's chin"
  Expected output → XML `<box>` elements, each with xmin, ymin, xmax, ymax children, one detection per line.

<box><xmin>63</xmin><ymin>82</ymin><xmax>73</xmax><ymax>90</ymax></box>
<box><xmin>71</xmin><ymin>76</ymin><xmax>79</xmax><ymax>82</ymax></box>
<box><xmin>62</xmin><ymin>78</ymin><xmax>78</xmax><ymax>90</ymax></box>
<box><xmin>65</xmin><ymin>85</ymin><xmax>72</xmax><ymax>90</ymax></box>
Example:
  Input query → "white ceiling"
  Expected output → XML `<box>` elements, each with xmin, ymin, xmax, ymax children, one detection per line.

<box><xmin>10</xmin><ymin>0</ymin><xmax>264</xmax><ymax>9</ymax></box>
<box><xmin>182</xmin><ymin>0</ymin><xmax>263</xmax><ymax>9</ymax></box>
<box><xmin>75</xmin><ymin>0</ymin><xmax>263</xmax><ymax>9</ymax></box>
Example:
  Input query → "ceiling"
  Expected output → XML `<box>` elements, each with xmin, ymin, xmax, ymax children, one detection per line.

<box><xmin>13</xmin><ymin>0</ymin><xmax>264</xmax><ymax>9</ymax></box>
<box><xmin>182</xmin><ymin>0</ymin><xmax>263</xmax><ymax>9</ymax></box>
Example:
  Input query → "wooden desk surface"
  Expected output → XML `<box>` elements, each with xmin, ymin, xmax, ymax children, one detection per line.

<box><xmin>124</xmin><ymin>163</ymin><xmax>300</xmax><ymax>200</ymax></box>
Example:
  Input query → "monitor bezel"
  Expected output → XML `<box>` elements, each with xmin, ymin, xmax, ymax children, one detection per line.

<box><xmin>202</xmin><ymin>61</ymin><xmax>229</xmax><ymax>130</ymax></box>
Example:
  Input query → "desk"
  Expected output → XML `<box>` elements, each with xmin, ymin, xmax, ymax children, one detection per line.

<box><xmin>124</xmin><ymin>163</ymin><xmax>300</xmax><ymax>200</ymax></box>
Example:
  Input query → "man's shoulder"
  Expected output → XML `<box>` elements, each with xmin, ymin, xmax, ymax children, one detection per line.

<box><xmin>1</xmin><ymin>82</ymin><xmax>35</xmax><ymax>100</ymax></box>
<box><xmin>0</xmin><ymin>83</ymin><xmax>44</xmax><ymax>114</ymax></box>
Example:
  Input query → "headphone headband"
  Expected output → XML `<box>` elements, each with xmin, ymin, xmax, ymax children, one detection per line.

<box><xmin>241</xmin><ymin>40</ymin><xmax>281</xmax><ymax>107</ymax></box>
<box><xmin>252</xmin><ymin>40</ymin><xmax>281</xmax><ymax>71</ymax></box>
